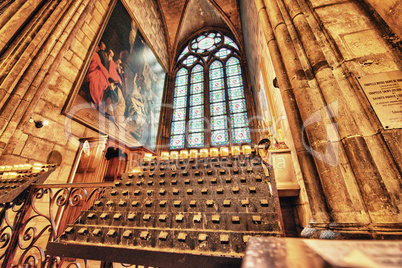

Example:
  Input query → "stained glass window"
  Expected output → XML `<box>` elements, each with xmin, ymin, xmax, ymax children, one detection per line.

<box><xmin>228</xmin><ymin>88</ymin><xmax>245</xmax><ymax>101</ymax></box>
<box><xmin>173</xmin><ymin>96</ymin><xmax>186</xmax><ymax>109</ymax></box>
<box><xmin>187</xmin><ymin>64</ymin><xmax>205</xmax><ymax>148</ymax></box>
<box><xmin>226</xmin><ymin>56</ymin><xmax>251</xmax><ymax>144</ymax></box>
<box><xmin>170</xmin><ymin>67</ymin><xmax>188</xmax><ymax>149</ymax></box>
<box><xmin>170</xmin><ymin>31</ymin><xmax>251</xmax><ymax>150</ymax></box>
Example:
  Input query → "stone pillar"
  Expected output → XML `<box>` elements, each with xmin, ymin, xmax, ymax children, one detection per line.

<box><xmin>255</xmin><ymin>0</ymin><xmax>331</xmax><ymax>231</ymax></box>
<box><xmin>261</xmin><ymin>0</ymin><xmax>369</xmax><ymax>228</ymax></box>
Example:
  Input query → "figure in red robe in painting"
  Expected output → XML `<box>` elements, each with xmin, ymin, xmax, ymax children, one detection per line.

<box><xmin>84</xmin><ymin>42</ymin><xmax>110</xmax><ymax>112</ymax></box>
<box><xmin>104</xmin><ymin>49</ymin><xmax>126</xmax><ymax>122</ymax></box>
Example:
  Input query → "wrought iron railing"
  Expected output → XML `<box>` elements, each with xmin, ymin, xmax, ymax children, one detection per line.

<box><xmin>0</xmin><ymin>182</ymin><xmax>114</xmax><ymax>268</ymax></box>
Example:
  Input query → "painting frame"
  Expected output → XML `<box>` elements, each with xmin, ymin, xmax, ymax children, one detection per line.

<box><xmin>62</xmin><ymin>0</ymin><xmax>167</xmax><ymax>151</ymax></box>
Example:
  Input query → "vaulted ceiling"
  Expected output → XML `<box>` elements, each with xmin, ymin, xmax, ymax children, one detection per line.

<box><xmin>156</xmin><ymin>0</ymin><xmax>243</xmax><ymax>69</ymax></box>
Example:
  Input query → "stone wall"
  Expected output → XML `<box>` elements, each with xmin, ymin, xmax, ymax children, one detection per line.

<box><xmin>0</xmin><ymin>0</ymin><xmax>168</xmax><ymax>184</ymax></box>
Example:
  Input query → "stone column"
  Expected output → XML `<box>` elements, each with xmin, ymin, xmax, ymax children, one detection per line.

<box><xmin>255</xmin><ymin>0</ymin><xmax>331</xmax><ymax>231</ymax></box>
<box><xmin>260</xmin><ymin>0</ymin><xmax>381</xmax><ymax>233</ymax></box>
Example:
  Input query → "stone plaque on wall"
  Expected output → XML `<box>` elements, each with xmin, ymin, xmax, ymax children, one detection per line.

<box><xmin>357</xmin><ymin>70</ymin><xmax>402</xmax><ymax>129</ymax></box>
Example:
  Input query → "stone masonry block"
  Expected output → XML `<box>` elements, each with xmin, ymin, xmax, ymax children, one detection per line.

<box><xmin>53</xmin><ymin>144</ymin><xmax>77</xmax><ymax>166</ymax></box>
<box><xmin>20</xmin><ymin>135</ymin><xmax>54</xmax><ymax>161</ymax></box>
<box><xmin>92</xmin><ymin>7</ymin><xmax>103</xmax><ymax>24</ymax></box>
<box><xmin>12</xmin><ymin>133</ymin><xmax>29</xmax><ymax>155</ymax></box>
<box><xmin>58</xmin><ymin>58</ymin><xmax>80</xmax><ymax>83</ymax></box>
<box><xmin>81</xmin><ymin>21</ymin><xmax>97</xmax><ymax>41</ymax></box>
<box><xmin>70</xmin><ymin>54</ymin><xmax>84</xmax><ymax>70</ymax></box>
<box><xmin>42</xmin><ymin>87</ymin><xmax>67</xmax><ymax>108</ymax></box>
<box><xmin>70</xmin><ymin>38</ymin><xmax>89</xmax><ymax>61</ymax></box>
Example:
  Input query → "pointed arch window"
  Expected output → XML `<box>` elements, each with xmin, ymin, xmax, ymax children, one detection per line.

<box><xmin>170</xmin><ymin>31</ymin><xmax>251</xmax><ymax>149</ymax></box>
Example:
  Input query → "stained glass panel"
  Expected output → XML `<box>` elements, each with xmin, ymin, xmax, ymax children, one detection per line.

<box><xmin>176</xmin><ymin>74</ymin><xmax>188</xmax><ymax>87</ymax></box>
<box><xmin>190</xmin><ymin>106</ymin><xmax>204</xmax><ymax>119</ymax></box>
<box><xmin>170</xmin><ymin>135</ymin><xmax>185</xmax><ymax>149</ymax></box>
<box><xmin>210</xmin><ymin>79</ymin><xmax>224</xmax><ymax>91</ymax></box>
<box><xmin>190</xmin><ymin>94</ymin><xmax>203</xmax><ymax>106</ymax></box>
<box><xmin>210</xmin><ymin>67</ymin><xmax>223</xmax><ymax>80</ymax></box>
<box><xmin>178</xmin><ymin>46</ymin><xmax>189</xmax><ymax>60</ymax></box>
<box><xmin>191</xmin><ymin>72</ymin><xmax>203</xmax><ymax>83</ymax></box>
<box><xmin>210</xmin><ymin>102</ymin><xmax>226</xmax><ymax>116</ymax></box>
<box><xmin>190</xmin><ymin>82</ymin><xmax>203</xmax><ymax>95</ymax></box>
<box><xmin>188</xmin><ymin>132</ymin><xmax>204</xmax><ymax>148</ymax></box>
<box><xmin>215</xmin><ymin>48</ymin><xmax>229</xmax><ymax>59</ymax></box>
<box><xmin>227</xmin><ymin>75</ymin><xmax>243</xmax><ymax>88</ymax></box>
<box><xmin>177</xmin><ymin>68</ymin><xmax>188</xmax><ymax>77</ymax></box>
<box><xmin>192</xmin><ymin>64</ymin><xmax>203</xmax><ymax>73</ymax></box>
<box><xmin>211</xmin><ymin>130</ymin><xmax>229</xmax><ymax>146</ymax></box>
<box><xmin>229</xmin><ymin>99</ymin><xmax>247</xmax><ymax>114</ymax></box>
<box><xmin>228</xmin><ymin>87</ymin><xmax>245</xmax><ymax>100</ymax></box>
<box><xmin>174</xmin><ymin>86</ymin><xmax>187</xmax><ymax>97</ymax></box>
<box><xmin>210</xmin><ymin>90</ymin><xmax>225</xmax><ymax>103</ymax></box>
<box><xmin>171</xmin><ymin>121</ymin><xmax>186</xmax><ymax>135</ymax></box>
<box><xmin>224</xmin><ymin>36</ymin><xmax>239</xmax><ymax>50</ymax></box>
<box><xmin>210</xmin><ymin>60</ymin><xmax>222</xmax><ymax>69</ymax></box>
<box><xmin>211</xmin><ymin>115</ymin><xmax>228</xmax><ymax>130</ymax></box>
<box><xmin>227</xmin><ymin>64</ymin><xmax>241</xmax><ymax>76</ymax></box>
<box><xmin>198</xmin><ymin>37</ymin><xmax>214</xmax><ymax>50</ymax></box>
<box><xmin>189</xmin><ymin>119</ymin><xmax>204</xmax><ymax>133</ymax></box>
<box><xmin>232</xmin><ymin>127</ymin><xmax>251</xmax><ymax>143</ymax></box>
<box><xmin>183</xmin><ymin>55</ymin><xmax>197</xmax><ymax>66</ymax></box>
<box><xmin>173</xmin><ymin>108</ymin><xmax>186</xmax><ymax>121</ymax></box>
<box><xmin>174</xmin><ymin>96</ymin><xmax>187</xmax><ymax>109</ymax></box>
<box><xmin>231</xmin><ymin>112</ymin><xmax>248</xmax><ymax>128</ymax></box>
<box><xmin>226</xmin><ymin>57</ymin><xmax>239</xmax><ymax>66</ymax></box>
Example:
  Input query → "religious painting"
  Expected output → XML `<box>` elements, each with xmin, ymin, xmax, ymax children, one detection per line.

<box><xmin>64</xmin><ymin>0</ymin><xmax>165</xmax><ymax>150</ymax></box>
